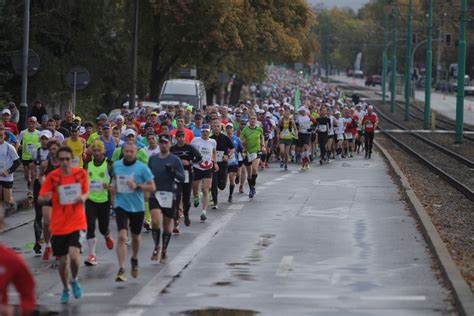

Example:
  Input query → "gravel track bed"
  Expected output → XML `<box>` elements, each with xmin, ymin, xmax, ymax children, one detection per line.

<box><xmin>420</xmin><ymin>133</ymin><xmax>474</xmax><ymax>158</ymax></box>
<box><xmin>378</xmin><ymin>115</ymin><xmax>474</xmax><ymax>190</ymax></box>
<box><xmin>377</xmin><ymin>135</ymin><xmax>474</xmax><ymax>292</ymax></box>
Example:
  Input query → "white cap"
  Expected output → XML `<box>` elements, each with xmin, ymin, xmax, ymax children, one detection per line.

<box><xmin>2</xmin><ymin>109</ymin><xmax>11</xmax><ymax>115</ymax></box>
<box><xmin>116</xmin><ymin>115</ymin><xmax>124</xmax><ymax>122</ymax></box>
<box><xmin>124</xmin><ymin>129</ymin><xmax>136</xmax><ymax>137</ymax></box>
<box><xmin>335</xmin><ymin>111</ymin><xmax>341</xmax><ymax>115</ymax></box>
<box><xmin>39</xmin><ymin>130</ymin><xmax>52</xmax><ymax>139</ymax></box>
<box><xmin>265</xmin><ymin>112</ymin><xmax>271</xmax><ymax>117</ymax></box>
<box><xmin>159</xmin><ymin>111</ymin><xmax>167</xmax><ymax>116</ymax></box>
<box><xmin>299</xmin><ymin>106</ymin><xmax>307</xmax><ymax>112</ymax></box>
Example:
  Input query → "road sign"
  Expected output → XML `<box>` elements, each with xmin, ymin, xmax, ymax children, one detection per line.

<box><xmin>10</xmin><ymin>49</ymin><xmax>40</xmax><ymax>77</ymax></box>
<box><xmin>66</xmin><ymin>66</ymin><xmax>90</xmax><ymax>90</ymax></box>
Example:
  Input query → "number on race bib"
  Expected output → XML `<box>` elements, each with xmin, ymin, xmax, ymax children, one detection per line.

<box><xmin>90</xmin><ymin>180</ymin><xmax>103</xmax><ymax>192</ymax></box>
<box><xmin>117</xmin><ymin>175</ymin><xmax>134</xmax><ymax>193</ymax></box>
<box><xmin>155</xmin><ymin>191</ymin><xmax>173</xmax><ymax>208</ymax></box>
<box><xmin>184</xmin><ymin>170</ymin><xmax>189</xmax><ymax>183</ymax></box>
<box><xmin>344</xmin><ymin>132</ymin><xmax>353</xmax><ymax>140</ymax></box>
<box><xmin>216</xmin><ymin>151</ymin><xmax>224</xmax><ymax>162</ymax></box>
<box><xmin>248</xmin><ymin>152</ymin><xmax>258</xmax><ymax>162</ymax></box>
<box><xmin>337</xmin><ymin>134</ymin><xmax>344</xmax><ymax>141</ymax></box>
<box><xmin>58</xmin><ymin>183</ymin><xmax>82</xmax><ymax>205</ymax></box>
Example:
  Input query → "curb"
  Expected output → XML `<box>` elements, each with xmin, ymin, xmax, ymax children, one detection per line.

<box><xmin>374</xmin><ymin>140</ymin><xmax>474</xmax><ymax>316</ymax></box>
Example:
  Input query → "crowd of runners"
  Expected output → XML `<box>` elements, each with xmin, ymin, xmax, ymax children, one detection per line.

<box><xmin>0</xmin><ymin>67</ymin><xmax>378</xmax><ymax>308</ymax></box>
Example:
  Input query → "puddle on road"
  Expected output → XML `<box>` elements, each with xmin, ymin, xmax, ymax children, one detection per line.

<box><xmin>173</xmin><ymin>308</ymin><xmax>259</xmax><ymax>316</ymax></box>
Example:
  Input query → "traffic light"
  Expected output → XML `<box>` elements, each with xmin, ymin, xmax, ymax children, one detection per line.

<box><xmin>445</xmin><ymin>33</ymin><xmax>452</xmax><ymax>46</ymax></box>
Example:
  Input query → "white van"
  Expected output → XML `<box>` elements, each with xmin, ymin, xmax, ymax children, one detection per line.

<box><xmin>159</xmin><ymin>79</ymin><xmax>207</xmax><ymax>110</ymax></box>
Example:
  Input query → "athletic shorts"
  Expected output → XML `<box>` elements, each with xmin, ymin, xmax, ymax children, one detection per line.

<box><xmin>279</xmin><ymin>139</ymin><xmax>293</xmax><ymax>146</ymax></box>
<box><xmin>149</xmin><ymin>197</ymin><xmax>176</xmax><ymax>219</ymax></box>
<box><xmin>0</xmin><ymin>181</ymin><xmax>13</xmax><ymax>189</ymax></box>
<box><xmin>115</xmin><ymin>207</ymin><xmax>144</xmax><ymax>235</ymax></box>
<box><xmin>21</xmin><ymin>159</ymin><xmax>33</xmax><ymax>166</ymax></box>
<box><xmin>297</xmin><ymin>133</ymin><xmax>311</xmax><ymax>147</ymax></box>
<box><xmin>51</xmin><ymin>230</ymin><xmax>81</xmax><ymax>257</ymax></box>
<box><xmin>310</xmin><ymin>133</ymin><xmax>317</xmax><ymax>142</ymax></box>
<box><xmin>243</xmin><ymin>153</ymin><xmax>261</xmax><ymax>166</ymax></box>
<box><xmin>238</xmin><ymin>161</ymin><xmax>243</xmax><ymax>167</ymax></box>
<box><xmin>228</xmin><ymin>165</ymin><xmax>239</xmax><ymax>173</ymax></box>
<box><xmin>193</xmin><ymin>168</ymin><xmax>213</xmax><ymax>181</ymax></box>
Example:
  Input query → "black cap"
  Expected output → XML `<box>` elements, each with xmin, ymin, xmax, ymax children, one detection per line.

<box><xmin>176</xmin><ymin>130</ymin><xmax>185</xmax><ymax>137</ymax></box>
<box><xmin>70</xmin><ymin>124</ymin><xmax>80</xmax><ymax>131</ymax></box>
<box><xmin>158</xmin><ymin>134</ymin><xmax>171</xmax><ymax>143</ymax></box>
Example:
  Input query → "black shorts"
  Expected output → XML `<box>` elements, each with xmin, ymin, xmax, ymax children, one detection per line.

<box><xmin>149</xmin><ymin>196</ymin><xmax>176</xmax><ymax>219</ymax></box>
<box><xmin>22</xmin><ymin>159</ymin><xmax>33</xmax><ymax>166</ymax></box>
<box><xmin>358</xmin><ymin>130</ymin><xmax>365</xmax><ymax>137</ymax></box>
<box><xmin>51</xmin><ymin>230</ymin><xmax>82</xmax><ymax>257</ymax></box>
<box><xmin>238</xmin><ymin>161</ymin><xmax>243</xmax><ymax>167</ymax></box>
<box><xmin>310</xmin><ymin>133</ymin><xmax>317</xmax><ymax>143</ymax></box>
<box><xmin>228</xmin><ymin>165</ymin><xmax>239</xmax><ymax>173</ymax></box>
<box><xmin>243</xmin><ymin>153</ymin><xmax>261</xmax><ymax>166</ymax></box>
<box><xmin>297</xmin><ymin>133</ymin><xmax>311</xmax><ymax>147</ymax></box>
<box><xmin>115</xmin><ymin>207</ymin><xmax>144</xmax><ymax>235</ymax></box>
<box><xmin>0</xmin><ymin>181</ymin><xmax>13</xmax><ymax>189</ymax></box>
<box><xmin>193</xmin><ymin>168</ymin><xmax>213</xmax><ymax>181</ymax></box>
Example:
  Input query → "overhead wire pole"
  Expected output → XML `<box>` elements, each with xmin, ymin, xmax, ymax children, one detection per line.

<box><xmin>390</xmin><ymin>7</ymin><xmax>398</xmax><ymax>113</ymax></box>
<box><xmin>424</xmin><ymin>0</ymin><xmax>433</xmax><ymax>129</ymax></box>
<box><xmin>19</xmin><ymin>0</ymin><xmax>30</xmax><ymax>131</ymax></box>
<box><xmin>404</xmin><ymin>0</ymin><xmax>413</xmax><ymax>121</ymax></box>
<box><xmin>455</xmin><ymin>0</ymin><xmax>467</xmax><ymax>143</ymax></box>
<box><xmin>382</xmin><ymin>11</ymin><xmax>388</xmax><ymax>104</ymax></box>
<box><xmin>130</xmin><ymin>0</ymin><xmax>139</xmax><ymax>110</ymax></box>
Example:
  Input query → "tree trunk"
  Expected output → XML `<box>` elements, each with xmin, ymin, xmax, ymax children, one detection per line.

<box><xmin>229</xmin><ymin>81</ymin><xmax>243</xmax><ymax>105</ymax></box>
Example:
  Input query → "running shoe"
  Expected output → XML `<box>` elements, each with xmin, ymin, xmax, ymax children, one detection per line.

<box><xmin>249</xmin><ymin>187</ymin><xmax>255</xmax><ymax>199</ymax></box>
<box><xmin>71</xmin><ymin>280</ymin><xmax>83</xmax><ymax>299</ymax></box>
<box><xmin>184</xmin><ymin>215</ymin><xmax>191</xmax><ymax>227</ymax></box>
<box><xmin>105</xmin><ymin>235</ymin><xmax>114</xmax><ymax>250</ymax></box>
<box><xmin>173</xmin><ymin>219</ymin><xmax>180</xmax><ymax>234</ymax></box>
<box><xmin>131</xmin><ymin>257</ymin><xmax>139</xmax><ymax>278</ymax></box>
<box><xmin>228</xmin><ymin>195</ymin><xmax>233</xmax><ymax>203</ymax></box>
<box><xmin>200</xmin><ymin>211</ymin><xmax>207</xmax><ymax>222</ymax></box>
<box><xmin>319</xmin><ymin>159</ymin><xmax>323</xmax><ymax>165</ymax></box>
<box><xmin>115</xmin><ymin>268</ymin><xmax>127</xmax><ymax>282</ymax></box>
<box><xmin>143</xmin><ymin>221</ymin><xmax>151</xmax><ymax>232</ymax></box>
<box><xmin>349</xmin><ymin>153</ymin><xmax>353</xmax><ymax>158</ymax></box>
<box><xmin>160</xmin><ymin>250</ymin><xmax>168</xmax><ymax>263</ymax></box>
<box><xmin>211</xmin><ymin>203</ymin><xmax>218</xmax><ymax>210</ymax></box>
<box><xmin>42</xmin><ymin>246</ymin><xmax>52</xmax><ymax>261</ymax></box>
<box><xmin>284</xmin><ymin>164</ymin><xmax>288</xmax><ymax>171</ymax></box>
<box><xmin>33</xmin><ymin>243</ymin><xmax>42</xmax><ymax>256</ymax></box>
<box><xmin>61</xmin><ymin>289</ymin><xmax>70</xmax><ymax>304</ymax></box>
<box><xmin>193</xmin><ymin>193</ymin><xmax>202</xmax><ymax>208</ymax></box>
<box><xmin>151</xmin><ymin>246</ymin><xmax>161</xmax><ymax>262</ymax></box>
<box><xmin>84</xmin><ymin>254</ymin><xmax>97</xmax><ymax>266</ymax></box>
<box><xmin>368</xmin><ymin>153</ymin><xmax>372</xmax><ymax>159</ymax></box>
<box><xmin>280</xmin><ymin>161</ymin><xmax>284</xmax><ymax>168</ymax></box>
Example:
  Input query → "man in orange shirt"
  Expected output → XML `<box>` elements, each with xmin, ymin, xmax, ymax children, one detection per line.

<box><xmin>170</xmin><ymin>116</ymin><xmax>194</xmax><ymax>144</ymax></box>
<box><xmin>39</xmin><ymin>146</ymin><xmax>89</xmax><ymax>304</ymax></box>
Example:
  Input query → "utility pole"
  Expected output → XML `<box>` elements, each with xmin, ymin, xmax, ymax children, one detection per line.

<box><xmin>382</xmin><ymin>11</ymin><xmax>388</xmax><ymax>104</ymax></box>
<box><xmin>390</xmin><ymin>7</ymin><xmax>398</xmax><ymax>113</ymax></box>
<box><xmin>424</xmin><ymin>0</ymin><xmax>433</xmax><ymax>129</ymax></box>
<box><xmin>19</xmin><ymin>0</ymin><xmax>30</xmax><ymax>131</ymax></box>
<box><xmin>435</xmin><ymin>13</ymin><xmax>446</xmax><ymax>83</ymax></box>
<box><xmin>404</xmin><ymin>0</ymin><xmax>413</xmax><ymax>121</ymax></box>
<box><xmin>130</xmin><ymin>0</ymin><xmax>139</xmax><ymax>110</ymax></box>
<box><xmin>455</xmin><ymin>0</ymin><xmax>467</xmax><ymax>143</ymax></box>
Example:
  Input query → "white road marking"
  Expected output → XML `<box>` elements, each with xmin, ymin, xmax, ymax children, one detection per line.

<box><xmin>360</xmin><ymin>295</ymin><xmax>427</xmax><ymax>301</ymax></box>
<box><xmin>263</xmin><ymin>182</ymin><xmax>276</xmax><ymax>186</ymax></box>
<box><xmin>228</xmin><ymin>204</ymin><xmax>244</xmax><ymax>210</ymax></box>
<box><xmin>47</xmin><ymin>292</ymin><xmax>113</xmax><ymax>297</ymax></box>
<box><xmin>274</xmin><ymin>178</ymin><xmax>284</xmax><ymax>181</ymax></box>
<box><xmin>291</xmin><ymin>171</ymin><xmax>298</xmax><ymax>174</ymax></box>
<box><xmin>128</xmin><ymin>212</ymin><xmax>237</xmax><ymax>306</ymax></box>
<box><xmin>275</xmin><ymin>256</ymin><xmax>293</xmax><ymax>277</ymax></box>
<box><xmin>273</xmin><ymin>293</ymin><xmax>337</xmax><ymax>300</ymax></box>
<box><xmin>238</xmin><ymin>196</ymin><xmax>249</xmax><ymax>202</ymax></box>
<box><xmin>118</xmin><ymin>308</ymin><xmax>145</xmax><ymax>316</ymax></box>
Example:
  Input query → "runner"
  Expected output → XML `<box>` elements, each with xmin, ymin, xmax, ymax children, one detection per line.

<box><xmin>225</xmin><ymin>123</ymin><xmax>243</xmax><ymax>203</ymax></box>
<box><xmin>63</xmin><ymin>124</ymin><xmax>86</xmax><ymax>167</ymax></box>
<box><xmin>84</xmin><ymin>140</ymin><xmax>115</xmax><ymax>266</ymax></box>
<box><xmin>333</xmin><ymin>111</ymin><xmax>345</xmax><ymax>159</ymax></box>
<box><xmin>278</xmin><ymin>108</ymin><xmax>297</xmax><ymax>171</ymax></box>
<box><xmin>32</xmin><ymin>130</ymin><xmax>51</xmax><ymax>255</ymax></box>
<box><xmin>142</xmin><ymin>133</ymin><xmax>160</xmax><ymax>231</ymax></box>
<box><xmin>210</xmin><ymin>119</ymin><xmax>234</xmax><ymax>209</ymax></box>
<box><xmin>18</xmin><ymin>116</ymin><xmax>40</xmax><ymax>199</ymax></box>
<box><xmin>190</xmin><ymin>124</ymin><xmax>217</xmax><ymax>222</ymax></box>
<box><xmin>170</xmin><ymin>116</ymin><xmax>194</xmax><ymax>144</ymax></box>
<box><xmin>148</xmin><ymin>134</ymin><xmax>185</xmax><ymax>262</ymax></box>
<box><xmin>362</xmin><ymin>105</ymin><xmax>378</xmax><ymax>159</ymax></box>
<box><xmin>170</xmin><ymin>130</ymin><xmax>202</xmax><ymax>228</ymax></box>
<box><xmin>240</xmin><ymin>114</ymin><xmax>265</xmax><ymax>198</ymax></box>
<box><xmin>342</xmin><ymin>108</ymin><xmax>356</xmax><ymax>158</ymax></box>
<box><xmin>38</xmin><ymin>139</ymin><xmax>61</xmax><ymax>261</ymax></box>
<box><xmin>38</xmin><ymin>146</ymin><xmax>89</xmax><ymax>304</ymax></box>
<box><xmin>0</xmin><ymin>121</ymin><xmax>20</xmax><ymax>232</ymax></box>
<box><xmin>99</xmin><ymin>123</ymin><xmax>118</xmax><ymax>160</ymax></box>
<box><xmin>295</xmin><ymin>107</ymin><xmax>314</xmax><ymax>170</ymax></box>
<box><xmin>354</xmin><ymin>104</ymin><xmax>366</xmax><ymax>154</ymax></box>
<box><xmin>110</xmin><ymin>142</ymin><xmax>155</xmax><ymax>282</ymax></box>
<box><xmin>316</xmin><ymin>106</ymin><xmax>331</xmax><ymax>165</ymax></box>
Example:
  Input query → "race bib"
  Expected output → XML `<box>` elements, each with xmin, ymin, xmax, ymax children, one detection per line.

<box><xmin>318</xmin><ymin>125</ymin><xmax>327</xmax><ymax>132</ymax></box>
<box><xmin>72</xmin><ymin>157</ymin><xmax>80</xmax><ymax>167</ymax></box>
<box><xmin>281</xmin><ymin>130</ymin><xmax>290</xmax><ymax>138</ymax></box>
<box><xmin>337</xmin><ymin>134</ymin><xmax>344</xmax><ymax>141</ymax></box>
<box><xmin>26</xmin><ymin>143</ymin><xmax>36</xmax><ymax>155</ymax></box>
<box><xmin>90</xmin><ymin>180</ymin><xmax>104</xmax><ymax>192</ymax></box>
<box><xmin>366</xmin><ymin>121</ymin><xmax>373</xmax><ymax>128</ymax></box>
<box><xmin>58</xmin><ymin>183</ymin><xmax>81</xmax><ymax>205</ymax></box>
<box><xmin>344</xmin><ymin>132</ymin><xmax>353</xmax><ymax>140</ymax></box>
<box><xmin>184</xmin><ymin>170</ymin><xmax>189</xmax><ymax>183</ymax></box>
<box><xmin>155</xmin><ymin>191</ymin><xmax>173</xmax><ymax>208</ymax></box>
<box><xmin>248</xmin><ymin>152</ymin><xmax>258</xmax><ymax>162</ymax></box>
<box><xmin>216</xmin><ymin>151</ymin><xmax>224</xmax><ymax>162</ymax></box>
<box><xmin>117</xmin><ymin>175</ymin><xmax>134</xmax><ymax>193</ymax></box>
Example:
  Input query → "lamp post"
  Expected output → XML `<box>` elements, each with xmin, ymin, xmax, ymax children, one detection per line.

<box><xmin>390</xmin><ymin>7</ymin><xmax>398</xmax><ymax>113</ymax></box>
<box><xmin>424</xmin><ymin>0</ymin><xmax>433</xmax><ymax>129</ymax></box>
<box><xmin>129</xmin><ymin>0</ymin><xmax>139</xmax><ymax>110</ymax></box>
<box><xmin>404</xmin><ymin>0</ymin><xmax>413</xmax><ymax>121</ymax></box>
<box><xmin>455</xmin><ymin>0</ymin><xmax>467</xmax><ymax>143</ymax></box>
<box><xmin>382</xmin><ymin>12</ymin><xmax>388</xmax><ymax>104</ymax></box>
<box><xmin>19</xmin><ymin>0</ymin><xmax>30</xmax><ymax>131</ymax></box>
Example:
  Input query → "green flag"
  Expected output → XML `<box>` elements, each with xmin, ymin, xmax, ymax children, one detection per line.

<box><xmin>295</xmin><ymin>87</ymin><xmax>301</xmax><ymax>111</ymax></box>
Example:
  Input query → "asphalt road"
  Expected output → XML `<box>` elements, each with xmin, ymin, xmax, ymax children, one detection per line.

<box><xmin>2</xmin><ymin>152</ymin><xmax>454</xmax><ymax>315</ymax></box>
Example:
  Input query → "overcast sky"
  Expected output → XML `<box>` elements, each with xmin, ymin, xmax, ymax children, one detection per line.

<box><xmin>308</xmin><ymin>0</ymin><xmax>370</xmax><ymax>11</ymax></box>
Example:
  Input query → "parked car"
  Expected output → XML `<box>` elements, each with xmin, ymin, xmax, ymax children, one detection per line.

<box><xmin>434</xmin><ymin>80</ymin><xmax>454</xmax><ymax>93</ymax></box>
<box><xmin>353</xmin><ymin>70</ymin><xmax>364</xmax><ymax>78</ymax></box>
<box><xmin>365</xmin><ymin>75</ymin><xmax>382</xmax><ymax>87</ymax></box>
<box><xmin>159</xmin><ymin>79</ymin><xmax>207</xmax><ymax>110</ymax></box>
<box><xmin>450</xmin><ymin>75</ymin><xmax>474</xmax><ymax>96</ymax></box>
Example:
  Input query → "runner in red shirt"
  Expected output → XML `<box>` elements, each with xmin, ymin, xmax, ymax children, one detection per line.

<box><xmin>39</xmin><ymin>146</ymin><xmax>89</xmax><ymax>304</ymax></box>
<box><xmin>170</xmin><ymin>117</ymin><xmax>194</xmax><ymax>144</ymax></box>
<box><xmin>0</xmin><ymin>243</ymin><xmax>36</xmax><ymax>315</ymax></box>
<box><xmin>361</xmin><ymin>105</ymin><xmax>378</xmax><ymax>159</ymax></box>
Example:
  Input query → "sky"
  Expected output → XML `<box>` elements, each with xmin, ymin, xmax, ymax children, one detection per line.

<box><xmin>308</xmin><ymin>0</ymin><xmax>370</xmax><ymax>11</ymax></box>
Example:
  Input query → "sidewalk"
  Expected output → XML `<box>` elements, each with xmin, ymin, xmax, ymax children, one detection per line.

<box><xmin>330</xmin><ymin>74</ymin><xmax>474</xmax><ymax>126</ymax></box>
